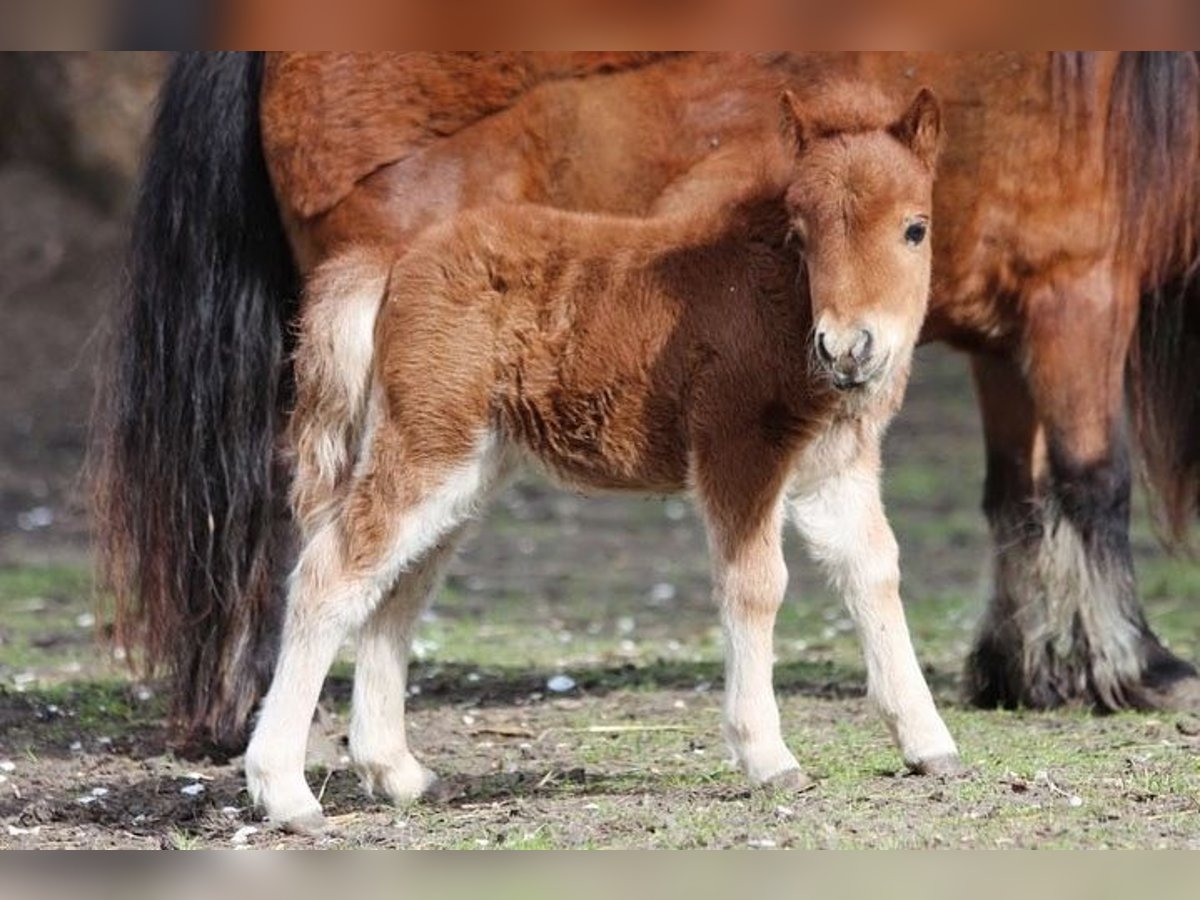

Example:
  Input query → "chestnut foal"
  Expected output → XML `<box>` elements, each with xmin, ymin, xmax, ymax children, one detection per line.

<box><xmin>245</xmin><ymin>88</ymin><xmax>960</xmax><ymax>831</ymax></box>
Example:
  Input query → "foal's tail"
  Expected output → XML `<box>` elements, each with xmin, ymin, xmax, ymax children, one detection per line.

<box><xmin>1103</xmin><ymin>52</ymin><xmax>1200</xmax><ymax>544</ymax></box>
<box><xmin>92</xmin><ymin>53</ymin><xmax>299</xmax><ymax>752</ymax></box>
<box><xmin>288</xmin><ymin>250</ymin><xmax>391</xmax><ymax>535</ymax></box>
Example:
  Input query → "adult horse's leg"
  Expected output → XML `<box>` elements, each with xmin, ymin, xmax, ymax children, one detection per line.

<box><xmin>964</xmin><ymin>353</ymin><xmax>1047</xmax><ymax>706</ymax></box>
<box><xmin>965</xmin><ymin>271</ymin><xmax>1200</xmax><ymax>712</ymax></box>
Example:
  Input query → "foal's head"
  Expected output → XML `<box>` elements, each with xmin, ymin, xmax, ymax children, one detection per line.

<box><xmin>780</xmin><ymin>87</ymin><xmax>941</xmax><ymax>394</ymax></box>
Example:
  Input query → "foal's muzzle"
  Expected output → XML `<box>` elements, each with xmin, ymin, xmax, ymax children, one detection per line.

<box><xmin>815</xmin><ymin>327</ymin><xmax>879</xmax><ymax>390</ymax></box>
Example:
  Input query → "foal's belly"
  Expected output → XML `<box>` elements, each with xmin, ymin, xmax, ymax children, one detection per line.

<box><xmin>493</xmin><ymin>377</ymin><xmax>692</xmax><ymax>496</ymax></box>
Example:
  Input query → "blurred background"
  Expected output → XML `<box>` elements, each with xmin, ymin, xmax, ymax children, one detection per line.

<box><xmin>0</xmin><ymin>53</ymin><xmax>165</xmax><ymax>566</ymax></box>
<box><xmin>3</xmin><ymin>1</ymin><xmax>1197</xmax><ymax>49</ymax></box>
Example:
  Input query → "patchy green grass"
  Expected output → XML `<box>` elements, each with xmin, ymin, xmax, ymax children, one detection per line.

<box><xmin>0</xmin><ymin>565</ymin><xmax>98</xmax><ymax>677</ymax></box>
<box><xmin>2</xmin><ymin>349</ymin><xmax>1199</xmax><ymax>848</ymax></box>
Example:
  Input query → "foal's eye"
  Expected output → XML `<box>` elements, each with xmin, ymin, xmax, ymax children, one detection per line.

<box><xmin>904</xmin><ymin>220</ymin><xmax>928</xmax><ymax>246</ymax></box>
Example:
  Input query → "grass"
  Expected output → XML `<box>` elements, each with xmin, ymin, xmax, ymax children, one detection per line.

<box><xmin>0</xmin><ymin>565</ymin><xmax>97</xmax><ymax>675</ymax></box>
<box><xmin>2</xmin><ymin>553</ymin><xmax>1198</xmax><ymax>848</ymax></box>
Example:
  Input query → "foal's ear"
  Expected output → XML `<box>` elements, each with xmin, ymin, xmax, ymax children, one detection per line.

<box><xmin>778</xmin><ymin>89</ymin><xmax>811</xmax><ymax>154</ymax></box>
<box><xmin>890</xmin><ymin>88</ymin><xmax>942</xmax><ymax>169</ymax></box>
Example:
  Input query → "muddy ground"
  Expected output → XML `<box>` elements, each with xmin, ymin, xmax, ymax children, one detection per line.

<box><xmin>1</xmin><ymin>160</ymin><xmax>1199</xmax><ymax>849</ymax></box>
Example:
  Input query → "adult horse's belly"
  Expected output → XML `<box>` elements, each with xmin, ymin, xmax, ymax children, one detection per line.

<box><xmin>267</xmin><ymin>52</ymin><xmax>1117</xmax><ymax>356</ymax></box>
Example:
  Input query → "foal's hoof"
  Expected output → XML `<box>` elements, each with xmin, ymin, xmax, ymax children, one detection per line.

<box><xmin>359</xmin><ymin>760</ymin><xmax>439</xmax><ymax>806</ymax></box>
<box><xmin>761</xmin><ymin>768</ymin><xmax>816</xmax><ymax>794</ymax></box>
<box><xmin>279</xmin><ymin>809</ymin><xmax>329</xmax><ymax>836</ymax></box>
<box><xmin>910</xmin><ymin>754</ymin><xmax>967</xmax><ymax>778</ymax></box>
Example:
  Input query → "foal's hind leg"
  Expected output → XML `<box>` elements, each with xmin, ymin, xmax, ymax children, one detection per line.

<box><xmin>791</xmin><ymin>457</ymin><xmax>960</xmax><ymax>775</ymax></box>
<box><xmin>244</xmin><ymin>436</ymin><xmax>502</xmax><ymax>831</ymax></box>
<box><xmin>349</xmin><ymin>523</ymin><xmax>472</xmax><ymax>804</ymax></box>
<box><xmin>243</xmin><ymin>522</ymin><xmax>390</xmax><ymax>832</ymax></box>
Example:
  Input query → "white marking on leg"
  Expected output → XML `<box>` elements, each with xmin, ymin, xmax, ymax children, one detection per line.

<box><xmin>244</xmin><ymin>524</ymin><xmax>381</xmax><ymax>828</ymax></box>
<box><xmin>790</xmin><ymin>465</ymin><xmax>958</xmax><ymax>768</ymax></box>
<box><xmin>711</xmin><ymin>505</ymin><xmax>802</xmax><ymax>784</ymax></box>
<box><xmin>348</xmin><ymin>448</ymin><xmax>508</xmax><ymax>807</ymax></box>
<box><xmin>245</xmin><ymin>431</ymin><xmax>508</xmax><ymax>826</ymax></box>
<box><xmin>349</xmin><ymin>531</ymin><xmax>463</xmax><ymax>805</ymax></box>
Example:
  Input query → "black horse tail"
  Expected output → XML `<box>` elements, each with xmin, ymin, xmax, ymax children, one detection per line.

<box><xmin>92</xmin><ymin>52</ymin><xmax>298</xmax><ymax>752</ymax></box>
<box><xmin>1103</xmin><ymin>52</ymin><xmax>1200</xmax><ymax>544</ymax></box>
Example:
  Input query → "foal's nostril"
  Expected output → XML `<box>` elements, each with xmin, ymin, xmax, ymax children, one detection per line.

<box><xmin>816</xmin><ymin>331</ymin><xmax>835</xmax><ymax>364</ymax></box>
<box><xmin>849</xmin><ymin>329</ymin><xmax>873</xmax><ymax>364</ymax></box>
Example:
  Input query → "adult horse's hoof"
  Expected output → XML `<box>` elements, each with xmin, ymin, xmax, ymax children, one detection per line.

<box><xmin>1145</xmin><ymin>673</ymin><xmax>1200</xmax><ymax>713</ymax></box>
<box><xmin>761</xmin><ymin>768</ymin><xmax>816</xmax><ymax>793</ymax></box>
<box><xmin>279</xmin><ymin>809</ymin><xmax>329</xmax><ymax>836</ymax></box>
<box><xmin>910</xmin><ymin>754</ymin><xmax>967</xmax><ymax>778</ymax></box>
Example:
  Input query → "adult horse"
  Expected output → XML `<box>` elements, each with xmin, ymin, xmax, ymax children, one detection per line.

<box><xmin>95</xmin><ymin>52</ymin><xmax>1200</xmax><ymax>751</ymax></box>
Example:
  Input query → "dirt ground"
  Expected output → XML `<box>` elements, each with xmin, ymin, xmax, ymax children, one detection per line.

<box><xmin>1</xmin><ymin>158</ymin><xmax>1199</xmax><ymax>849</ymax></box>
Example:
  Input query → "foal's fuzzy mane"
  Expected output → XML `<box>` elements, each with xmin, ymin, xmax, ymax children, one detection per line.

<box><xmin>785</xmin><ymin>80</ymin><xmax>902</xmax><ymax>138</ymax></box>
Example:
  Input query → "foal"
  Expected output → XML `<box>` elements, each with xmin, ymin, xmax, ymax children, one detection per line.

<box><xmin>245</xmin><ymin>88</ymin><xmax>960</xmax><ymax>831</ymax></box>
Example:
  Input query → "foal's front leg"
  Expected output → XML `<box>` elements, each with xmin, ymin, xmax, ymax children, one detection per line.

<box><xmin>790</xmin><ymin>459</ymin><xmax>961</xmax><ymax>775</ymax></box>
<box><xmin>703</xmin><ymin>492</ymin><xmax>810</xmax><ymax>790</ymax></box>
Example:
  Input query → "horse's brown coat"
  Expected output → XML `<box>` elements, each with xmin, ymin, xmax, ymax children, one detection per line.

<box><xmin>265</xmin><ymin>54</ymin><xmax>1116</xmax><ymax>355</ymax></box>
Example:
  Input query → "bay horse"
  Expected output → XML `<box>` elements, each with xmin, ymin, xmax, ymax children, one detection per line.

<box><xmin>94</xmin><ymin>52</ymin><xmax>1200</xmax><ymax>754</ymax></box>
<box><xmin>242</xmin><ymin>88</ymin><xmax>953</xmax><ymax>829</ymax></box>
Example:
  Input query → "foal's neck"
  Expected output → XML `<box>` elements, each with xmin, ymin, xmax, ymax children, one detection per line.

<box><xmin>668</xmin><ymin>171</ymin><xmax>794</xmax><ymax>256</ymax></box>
